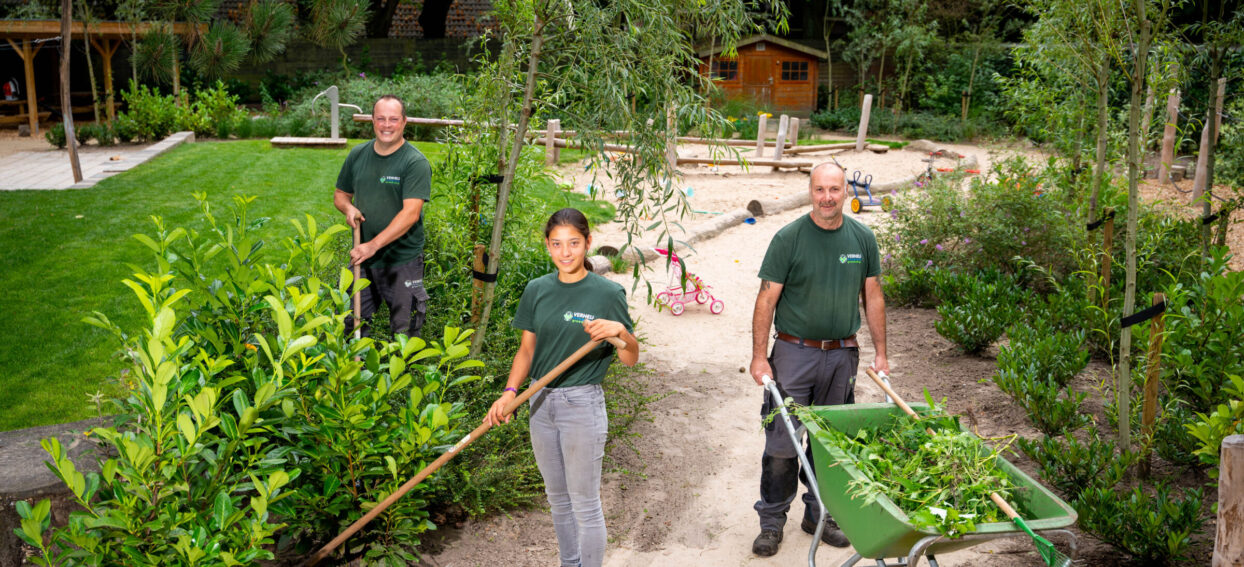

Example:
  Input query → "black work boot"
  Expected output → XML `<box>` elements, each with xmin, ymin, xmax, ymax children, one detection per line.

<box><xmin>801</xmin><ymin>516</ymin><xmax>850</xmax><ymax>548</ymax></box>
<box><xmin>752</xmin><ymin>529</ymin><xmax>783</xmax><ymax>556</ymax></box>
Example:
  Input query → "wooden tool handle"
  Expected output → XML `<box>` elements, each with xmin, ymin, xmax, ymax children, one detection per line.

<box><xmin>352</xmin><ymin>227</ymin><xmax>362</xmax><ymax>341</ymax></box>
<box><xmin>306</xmin><ymin>336</ymin><xmax>626</xmax><ymax>566</ymax></box>
<box><xmin>989</xmin><ymin>491</ymin><xmax>1020</xmax><ymax>520</ymax></box>
<box><xmin>864</xmin><ymin>368</ymin><xmax>934</xmax><ymax>436</ymax></box>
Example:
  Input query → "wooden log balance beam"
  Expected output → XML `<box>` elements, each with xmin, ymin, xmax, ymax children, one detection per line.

<box><xmin>534</xmin><ymin>137</ymin><xmax>812</xmax><ymax>169</ymax></box>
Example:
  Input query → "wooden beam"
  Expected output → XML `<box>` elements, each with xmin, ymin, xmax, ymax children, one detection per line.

<box><xmin>90</xmin><ymin>37</ymin><xmax>120</xmax><ymax>122</ymax></box>
<box><xmin>1215</xmin><ymin>435</ymin><xmax>1244</xmax><ymax>567</ymax></box>
<box><xmin>7</xmin><ymin>39</ymin><xmax>41</xmax><ymax>134</ymax></box>
<box><xmin>0</xmin><ymin>20</ymin><xmax>206</xmax><ymax>38</ymax></box>
<box><xmin>677</xmin><ymin>156</ymin><xmax>813</xmax><ymax>169</ymax></box>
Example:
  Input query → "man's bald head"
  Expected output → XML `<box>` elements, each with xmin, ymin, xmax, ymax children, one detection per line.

<box><xmin>809</xmin><ymin>162</ymin><xmax>846</xmax><ymax>187</ymax></box>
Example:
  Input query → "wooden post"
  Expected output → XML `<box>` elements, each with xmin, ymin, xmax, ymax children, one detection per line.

<box><xmin>666</xmin><ymin>104</ymin><xmax>677</xmax><ymax>173</ymax></box>
<box><xmin>7</xmin><ymin>39</ymin><xmax>42</xmax><ymax>135</ymax></box>
<box><xmin>1140</xmin><ymin>292</ymin><xmax>1165</xmax><ymax>479</ymax></box>
<box><xmin>470</xmin><ymin>245</ymin><xmax>487</xmax><ymax>325</ymax></box>
<box><xmin>1214</xmin><ymin>435</ymin><xmax>1244</xmax><ymax>567</ymax></box>
<box><xmin>1193</xmin><ymin>79</ymin><xmax>1224</xmax><ymax>199</ymax></box>
<box><xmin>856</xmin><ymin>94</ymin><xmax>873</xmax><ymax>152</ymax></box>
<box><xmin>61</xmin><ymin>0</ymin><xmax>82</xmax><ymax>183</ymax></box>
<box><xmin>1101</xmin><ymin>209</ymin><xmax>1115</xmax><ymax>311</ymax></box>
<box><xmin>754</xmin><ymin>113</ymin><xmax>768</xmax><ymax>157</ymax></box>
<box><xmin>772</xmin><ymin>114</ymin><xmax>790</xmax><ymax>163</ymax></box>
<box><xmin>1159</xmin><ymin>89</ymin><xmax>1179</xmax><ymax>182</ymax></box>
<box><xmin>545</xmin><ymin>119</ymin><xmax>560</xmax><ymax>166</ymax></box>
<box><xmin>788</xmin><ymin>117</ymin><xmax>800</xmax><ymax>146</ymax></box>
<box><xmin>1214</xmin><ymin>78</ymin><xmax>1226</xmax><ymax>145</ymax></box>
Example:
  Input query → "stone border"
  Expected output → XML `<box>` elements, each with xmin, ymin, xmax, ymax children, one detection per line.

<box><xmin>613</xmin><ymin>153</ymin><xmax>979</xmax><ymax>266</ymax></box>
<box><xmin>67</xmin><ymin>131</ymin><xmax>196</xmax><ymax>190</ymax></box>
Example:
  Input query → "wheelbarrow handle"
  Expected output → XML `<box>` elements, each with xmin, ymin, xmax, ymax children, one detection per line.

<box><xmin>306</xmin><ymin>336</ymin><xmax>627</xmax><ymax>566</ymax></box>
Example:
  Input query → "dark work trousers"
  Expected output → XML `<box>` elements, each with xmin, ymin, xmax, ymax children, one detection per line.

<box><xmin>755</xmin><ymin>339</ymin><xmax>859</xmax><ymax>532</ymax></box>
<box><xmin>345</xmin><ymin>254</ymin><xmax>429</xmax><ymax>337</ymax></box>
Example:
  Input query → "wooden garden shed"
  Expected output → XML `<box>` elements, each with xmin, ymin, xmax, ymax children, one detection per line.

<box><xmin>698</xmin><ymin>35</ymin><xmax>826</xmax><ymax>115</ymax></box>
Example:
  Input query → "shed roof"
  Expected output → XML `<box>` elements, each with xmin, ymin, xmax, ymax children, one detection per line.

<box><xmin>0</xmin><ymin>20</ymin><xmax>206</xmax><ymax>39</ymax></box>
<box><xmin>697</xmin><ymin>34</ymin><xmax>827</xmax><ymax>60</ymax></box>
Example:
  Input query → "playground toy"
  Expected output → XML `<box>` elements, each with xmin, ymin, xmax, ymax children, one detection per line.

<box><xmin>847</xmin><ymin>170</ymin><xmax>895</xmax><ymax>214</ymax></box>
<box><xmin>652</xmin><ymin>248</ymin><xmax>724</xmax><ymax>316</ymax></box>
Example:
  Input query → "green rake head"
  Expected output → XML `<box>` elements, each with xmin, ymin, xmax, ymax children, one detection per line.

<box><xmin>1012</xmin><ymin>516</ymin><xmax>1072</xmax><ymax>567</ymax></box>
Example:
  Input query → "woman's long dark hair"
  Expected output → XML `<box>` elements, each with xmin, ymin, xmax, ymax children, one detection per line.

<box><xmin>544</xmin><ymin>208</ymin><xmax>593</xmax><ymax>272</ymax></box>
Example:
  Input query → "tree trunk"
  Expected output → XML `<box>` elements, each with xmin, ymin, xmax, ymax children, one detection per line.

<box><xmin>894</xmin><ymin>53</ymin><xmax>913</xmax><ymax>134</ymax></box>
<box><xmin>1117</xmin><ymin>0</ymin><xmax>1151</xmax><ymax>454</ymax></box>
<box><xmin>1200</xmin><ymin>59</ymin><xmax>1222</xmax><ymax>259</ymax></box>
<box><xmin>964</xmin><ymin>44</ymin><xmax>982</xmax><ymax>121</ymax></box>
<box><xmin>1090</xmin><ymin>53</ymin><xmax>1110</xmax><ymax>222</ymax></box>
<box><xmin>823</xmin><ymin>6</ymin><xmax>833</xmax><ymax>111</ymax></box>
<box><xmin>471</xmin><ymin>10</ymin><xmax>546</xmax><ymax>356</ymax></box>
<box><xmin>81</xmin><ymin>5</ymin><xmax>100</xmax><ymax>124</ymax></box>
<box><xmin>1159</xmin><ymin>88</ymin><xmax>1179</xmax><ymax>181</ymax></box>
<box><xmin>368</xmin><ymin>0</ymin><xmax>401</xmax><ymax>38</ymax></box>
<box><xmin>1140</xmin><ymin>83</ymin><xmax>1155</xmax><ymax>154</ymax></box>
<box><xmin>61</xmin><ymin>0</ymin><xmax>82</xmax><ymax>182</ymax></box>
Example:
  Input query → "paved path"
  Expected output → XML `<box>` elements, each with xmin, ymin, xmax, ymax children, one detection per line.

<box><xmin>0</xmin><ymin>132</ymin><xmax>194</xmax><ymax>190</ymax></box>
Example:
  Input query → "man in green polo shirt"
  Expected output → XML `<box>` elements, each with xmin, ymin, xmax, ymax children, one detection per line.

<box><xmin>333</xmin><ymin>94</ymin><xmax>433</xmax><ymax>336</ymax></box>
<box><xmin>748</xmin><ymin>162</ymin><xmax>889</xmax><ymax>556</ymax></box>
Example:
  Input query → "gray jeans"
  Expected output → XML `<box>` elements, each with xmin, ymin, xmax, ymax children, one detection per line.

<box><xmin>755</xmin><ymin>340</ymin><xmax>859</xmax><ymax>531</ymax></box>
<box><xmin>530</xmin><ymin>384</ymin><xmax>609</xmax><ymax>567</ymax></box>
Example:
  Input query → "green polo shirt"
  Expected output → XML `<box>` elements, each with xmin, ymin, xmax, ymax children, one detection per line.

<box><xmin>513</xmin><ymin>272</ymin><xmax>633</xmax><ymax>388</ymax></box>
<box><xmin>336</xmin><ymin>140</ymin><xmax>432</xmax><ymax>268</ymax></box>
<box><xmin>758</xmin><ymin>214</ymin><xmax>881</xmax><ymax>340</ymax></box>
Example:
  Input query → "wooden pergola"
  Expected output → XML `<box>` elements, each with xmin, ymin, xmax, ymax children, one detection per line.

<box><xmin>1</xmin><ymin>20</ymin><xmax>205</xmax><ymax>134</ymax></box>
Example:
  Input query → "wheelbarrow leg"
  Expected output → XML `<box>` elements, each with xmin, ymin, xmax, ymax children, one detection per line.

<box><xmin>924</xmin><ymin>554</ymin><xmax>938</xmax><ymax>567</ymax></box>
<box><xmin>762</xmin><ymin>377</ymin><xmax>831</xmax><ymax>567</ymax></box>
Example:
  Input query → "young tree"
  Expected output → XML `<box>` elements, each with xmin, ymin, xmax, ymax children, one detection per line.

<box><xmin>891</xmin><ymin>0</ymin><xmax>937</xmax><ymax>129</ymax></box>
<box><xmin>1187</xmin><ymin>7</ymin><xmax>1244</xmax><ymax>257</ymax></box>
<box><xmin>464</xmin><ymin>0</ymin><xmax>786</xmax><ymax>354</ymax></box>
<box><xmin>308</xmin><ymin>0</ymin><xmax>371</xmax><ymax>73</ymax></box>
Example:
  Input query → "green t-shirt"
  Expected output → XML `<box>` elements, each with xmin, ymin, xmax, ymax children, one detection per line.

<box><xmin>336</xmin><ymin>141</ymin><xmax>432</xmax><ymax>268</ymax></box>
<box><xmin>512</xmin><ymin>272</ymin><xmax>634</xmax><ymax>388</ymax></box>
<box><xmin>758</xmin><ymin>213</ymin><xmax>881</xmax><ymax>340</ymax></box>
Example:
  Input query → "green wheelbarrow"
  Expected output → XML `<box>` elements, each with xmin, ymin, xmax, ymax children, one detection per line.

<box><xmin>761</xmin><ymin>378</ymin><xmax>1078</xmax><ymax>567</ymax></box>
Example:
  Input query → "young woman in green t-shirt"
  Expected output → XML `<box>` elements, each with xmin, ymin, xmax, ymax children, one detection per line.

<box><xmin>485</xmin><ymin>208</ymin><xmax>639</xmax><ymax>567</ymax></box>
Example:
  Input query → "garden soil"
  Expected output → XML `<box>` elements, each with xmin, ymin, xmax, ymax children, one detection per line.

<box><xmin>418</xmin><ymin>142</ymin><xmax>1157</xmax><ymax>566</ymax></box>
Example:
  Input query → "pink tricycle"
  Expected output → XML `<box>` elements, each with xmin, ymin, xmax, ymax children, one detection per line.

<box><xmin>652</xmin><ymin>247</ymin><xmax>724</xmax><ymax>316</ymax></box>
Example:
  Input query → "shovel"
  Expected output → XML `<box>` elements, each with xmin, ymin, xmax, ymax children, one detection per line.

<box><xmin>862</xmin><ymin>368</ymin><xmax>1072</xmax><ymax>567</ymax></box>
<box><xmin>305</xmin><ymin>335</ymin><xmax>628</xmax><ymax>566</ymax></box>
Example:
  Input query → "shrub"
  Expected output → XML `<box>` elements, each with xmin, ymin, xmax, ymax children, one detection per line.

<box><xmin>1016</xmin><ymin>426</ymin><xmax>1138</xmax><ymax>499</ymax></box>
<box><xmin>994</xmin><ymin>368</ymin><xmax>1092</xmax><ymax>436</ymax></box>
<box><xmin>44</xmin><ymin>122</ymin><xmax>67</xmax><ymax>148</ymax></box>
<box><xmin>1154</xmin><ymin>402</ymin><xmax>1206</xmax><ymax>468</ymax></box>
<box><xmin>94</xmin><ymin>123</ymin><xmax>117</xmax><ymax>147</ymax></box>
<box><xmin>1160</xmin><ymin>248</ymin><xmax>1244</xmax><ymax>413</ymax></box>
<box><xmin>119</xmin><ymin>80</ymin><xmax>180</xmax><ymax>141</ymax></box>
<box><xmin>933</xmin><ymin>275</ymin><xmax>1019</xmax><ymax>353</ymax></box>
<box><xmin>998</xmin><ymin>322</ymin><xmax>1089</xmax><ymax>388</ymax></box>
<box><xmin>73</xmin><ymin>122</ymin><xmax>95</xmax><ymax>145</ymax></box>
<box><xmin>1187</xmin><ymin>373</ymin><xmax>1244</xmax><ymax>477</ymax></box>
<box><xmin>13</xmin><ymin>197</ymin><xmax>482</xmax><ymax>565</ymax></box>
<box><xmin>112</xmin><ymin>114</ymin><xmax>138</xmax><ymax>143</ymax></box>
<box><xmin>1075</xmin><ymin>483</ymin><xmax>1205</xmax><ymax>566</ymax></box>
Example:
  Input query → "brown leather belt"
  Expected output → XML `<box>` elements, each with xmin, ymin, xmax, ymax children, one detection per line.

<box><xmin>774</xmin><ymin>331</ymin><xmax>858</xmax><ymax>351</ymax></box>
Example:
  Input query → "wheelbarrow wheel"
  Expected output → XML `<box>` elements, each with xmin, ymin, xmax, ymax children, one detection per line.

<box><xmin>849</xmin><ymin>196</ymin><xmax>862</xmax><ymax>214</ymax></box>
<box><xmin>670</xmin><ymin>302</ymin><xmax>685</xmax><ymax>316</ymax></box>
<box><xmin>881</xmin><ymin>195</ymin><xmax>894</xmax><ymax>211</ymax></box>
<box><xmin>710</xmin><ymin>299</ymin><xmax>724</xmax><ymax>314</ymax></box>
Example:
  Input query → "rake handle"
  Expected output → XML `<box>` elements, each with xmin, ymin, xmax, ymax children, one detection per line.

<box><xmin>352</xmin><ymin>227</ymin><xmax>362</xmax><ymax>341</ymax></box>
<box><xmin>862</xmin><ymin>368</ymin><xmax>1018</xmax><ymax>519</ymax></box>
<box><xmin>306</xmin><ymin>336</ymin><xmax>626</xmax><ymax>566</ymax></box>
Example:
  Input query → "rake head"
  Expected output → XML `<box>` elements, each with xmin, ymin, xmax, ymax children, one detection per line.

<box><xmin>1012</xmin><ymin>517</ymin><xmax>1072</xmax><ymax>567</ymax></box>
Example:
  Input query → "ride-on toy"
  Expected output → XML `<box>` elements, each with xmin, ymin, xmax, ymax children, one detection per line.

<box><xmin>652</xmin><ymin>248</ymin><xmax>724</xmax><ymax>316</ymax></box>
<box><xmin>847</xmin><ymin>170</ymin><xmax>894</xmax><ymax>214</ymax></box>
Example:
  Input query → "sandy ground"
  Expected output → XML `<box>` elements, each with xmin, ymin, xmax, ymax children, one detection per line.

<box><xmin>0</xmin><ymin>128</ymin><xmax>50</xmax><ymax>157</ymax></box>
<box><xmin>419</xmin><ymin>141</ymin><xmax>1105</xmax><ymax>567</ymax></box>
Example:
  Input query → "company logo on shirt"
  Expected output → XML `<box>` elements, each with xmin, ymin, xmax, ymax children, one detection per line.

<box><xmin>839</xmin><ymin>253</ymin><xmax>863</xmax><ymax>265</ymax></box>
<box><xmin>379</xmin><ymin>175</ymin><xmax>402</xmax><ymax>185</ymax></box>
<box><xmin>563</xmin><ymin>310</ymin><xmax>597</xmax><ymax>324</ymax></box>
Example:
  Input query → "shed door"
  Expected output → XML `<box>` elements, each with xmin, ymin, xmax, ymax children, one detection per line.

<box><xmin>742</xmin><ymin>51</ymin><xmax>772</xmax><ymax>108</ymax></box>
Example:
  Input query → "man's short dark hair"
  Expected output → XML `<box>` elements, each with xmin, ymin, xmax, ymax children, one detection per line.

<box><xmin>373</xmin><ymin>94</ymin><xmax>406</xmax><ymax>118</ymax></box>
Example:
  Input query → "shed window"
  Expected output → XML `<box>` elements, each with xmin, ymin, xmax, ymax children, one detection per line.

<box><xmin>711</xmin><ymin>60</ymin><xmax>739</xmax><ymax>81</ymax></box>
<box><xmin>781</xmin><ymin>61</ymin><xmax>809</xmax><ymax>81</ymax></box>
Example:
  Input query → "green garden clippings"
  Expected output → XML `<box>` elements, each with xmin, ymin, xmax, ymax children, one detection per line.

<box><xmin>790</xmin><ymin>400</ymin><xmax>1020</xmax><ymax>538</ymax></box>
